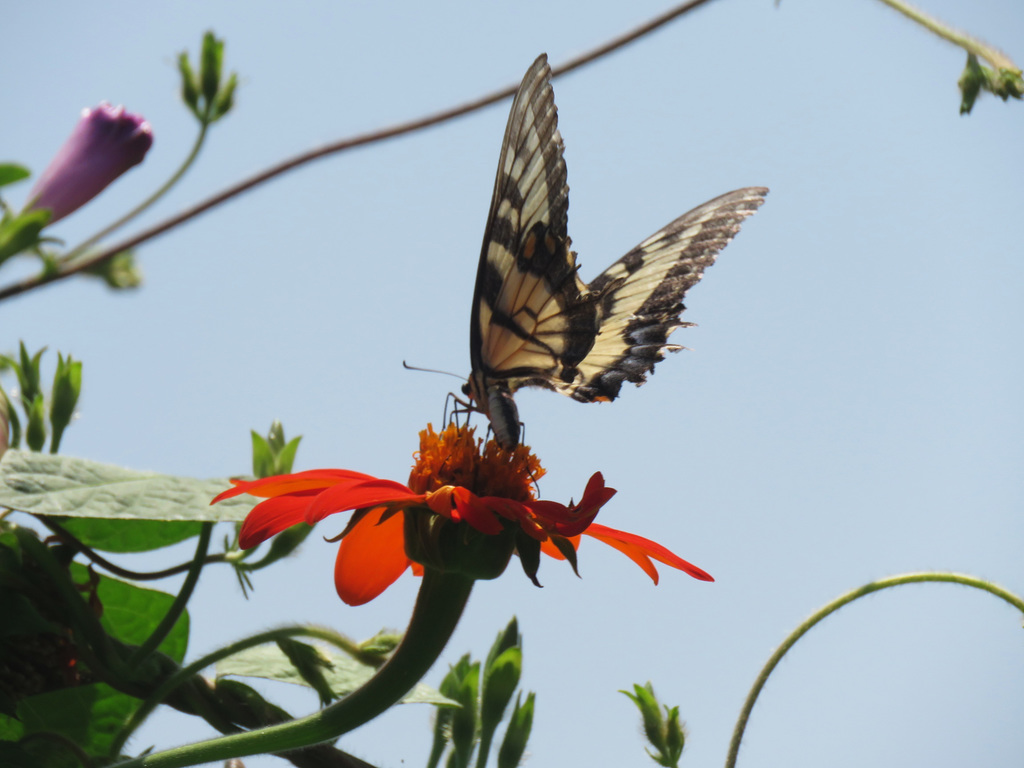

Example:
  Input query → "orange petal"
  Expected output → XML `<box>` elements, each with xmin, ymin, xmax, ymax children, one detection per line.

<box><xmin>213</xmin><ymin>469</ymin><xmax>378</xmax><ymax>502</ymax></box>
<box><xmin>238</xmin><ymin>494</ymin><xmax>313</xmax><ymax>549</ymax></box>
<box><xmin>583</xmin><ymin>524</ymin><xmax>714</xmax><ymax>583</ymax></box>
<box><xmin>333</xmin><ymin>507</ymin><xmax>411</xmax><ymax>606</ymax></box>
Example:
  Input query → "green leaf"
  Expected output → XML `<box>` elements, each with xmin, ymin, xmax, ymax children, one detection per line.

<box><xmin>71</xmin><ymin>563</ymin><xmax>188</xmax><ymax>662</ymax></box>
<box><xmin>12</xmin><ymin>683</ymin><xmax>138</xmax><ymax>761</ymax></box>
<box><xmin>0</xmin><ymin>450</ymin><xmax>256</xmax><ymax>523</ymax></box>
<box><xmin>0</xmin><ymin>165</ymin><xmax>30</xmax><ymax>189</ymax></box>
<box><xmin>54</xmin><ymin>516</ymin><xmax>203</xmax><ymax>553</ymax></box>
<box><xmin>216</xmin><ymin>643</ymin><xmax>455</xmax><ymax>706</ymax></box>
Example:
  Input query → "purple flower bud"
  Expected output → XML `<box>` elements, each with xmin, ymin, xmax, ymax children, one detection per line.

<box><xmin>29</xmin><ymin>103</ymin><xmax>153</xmax><ymax>223</ymax></box>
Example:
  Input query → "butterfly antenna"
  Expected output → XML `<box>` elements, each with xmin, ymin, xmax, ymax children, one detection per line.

<box><xmin>402</xmin><ymin>361</ymin><xmax>465</xmax><ymax>382</ymax></box>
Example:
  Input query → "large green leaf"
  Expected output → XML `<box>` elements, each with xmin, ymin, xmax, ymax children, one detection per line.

<box><xmin>11</xmin><ymin>683</ymin><xmax>137</xmax><ymax>763</ymax></box>
<box><xmin>0</xmin><ymin>450</ymin><xmax>255</xmax><ymax>523</ymax></box>
<box><xmin>217</xmin><ymin>643</ymin><xmax>456</xmax><ymax>706</ymax></box>
<box><xmin>70</xmin><ymin>563</ymin><xmax>188</xmax><ymax>663</ymax></box>
<box><xmin>51</xmin><ymin>516</ymin><xmax>203</xmax><ymax>553</ymax></box>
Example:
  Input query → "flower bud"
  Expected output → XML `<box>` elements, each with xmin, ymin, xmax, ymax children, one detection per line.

<box><xmin>49</xmin><ymin>352</ymin><xmax>81</xmax><ymax>453</ymax></box>
<box><xmin>497</xmin><ymin>691</ymin><xmax>535</xmax><ymax>768</ymax></box>
<box><xmin>29</xmin><ymin>103</ymin><xmax>153</xmax><ymax>223</ymax></box>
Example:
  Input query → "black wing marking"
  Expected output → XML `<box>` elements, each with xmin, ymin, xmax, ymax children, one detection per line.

<box><xmin>469</xmin><ymin>54</ymin><xmax>598</xmax><ymax>395</ymax></box>
<box><xmin>565</xmin><ymin>187</ymin><xmax>769</xmax><ymax>402</ymax></box>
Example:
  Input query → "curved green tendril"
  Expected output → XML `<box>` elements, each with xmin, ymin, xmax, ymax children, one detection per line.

<box><xmin>725</xmin><ymin>572</ymin><xmax>1024</xmax><ymax>768</ymax></box>
<box><xmin>113</xmin><ymin>568</ymin><xmax>474</xmax><ymax>767</ymax></box>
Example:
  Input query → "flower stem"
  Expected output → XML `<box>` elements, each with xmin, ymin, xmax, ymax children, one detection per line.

<box><xmin>724</xmin><ymin>572</ymin><xmax>1024</xmax><ymax>768</ymax></box>
<box><xmin>128</xmin><ymin>522</ymin><xmax>212</xmax><ymax>667</ymax></box>
<box><xmin>63</xmin><ymin>121</ymin><xmax>209</xmax><ymax>264</ymax></box>
<box><xmin>874</xmin><ymin>0</ymin><xmax>1020</xmax><ymax>73</ymax></box>
<box><xmin>109</xmin><ymin>623</ymin><xmax>379</xmax><ymax>758</ymax></box>
<box><xmin>113</xmin><ymin>568</ymin><xmax>474</xmax><ymax>768</ymax></box>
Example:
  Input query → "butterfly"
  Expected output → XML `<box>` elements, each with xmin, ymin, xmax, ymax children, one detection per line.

<box><xmin>462</xmin><ymin>54</ymin><xmax>767</xmax><ymax>449</ymax></box>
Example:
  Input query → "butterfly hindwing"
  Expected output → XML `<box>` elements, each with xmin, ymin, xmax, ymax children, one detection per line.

<box><xmin>567</xmin><ymin>186</ymin><xmax>769</xmax><ymax>403</ymax></box>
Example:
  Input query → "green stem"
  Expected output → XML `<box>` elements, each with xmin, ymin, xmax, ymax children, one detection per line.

<box><xmin>113</xmin><ymin>569</ymin><xmax>474</xmax><ymax>767</ymax></box>
<box><xmin>875</xmin><ymin>0</ymin><xmax>1021</xmax><ymax>72</ymax></box>
<box><xmin>110</xmin><ymin>623</ymin><xmax>375</xmax><ymax>758</ymax></box>
<box><xmin>62</xmin><ymin>122</ymin><xmax>209</xmax><ymax>264</ymax></box>
<box><xmin>128</xmin><ymin>523</ymin><xmax>212</xmax><ymax>667</ymax></box>
<box><xmin>724</xmin><ymin>572</ymin><xmax>1024</xmax><ymax>768</ymax></box>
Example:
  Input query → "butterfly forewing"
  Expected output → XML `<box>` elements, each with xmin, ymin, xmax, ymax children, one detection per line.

<box><xmin>470</xmin><ymin>56</ymin><xmax>595</xmax><ymax>398</ymax></box>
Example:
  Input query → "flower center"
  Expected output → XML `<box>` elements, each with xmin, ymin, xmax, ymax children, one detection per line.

<box><xmin>407</xmin><ymin>424</ymin><xmax>543</xmax><ymax>502</ymax></box>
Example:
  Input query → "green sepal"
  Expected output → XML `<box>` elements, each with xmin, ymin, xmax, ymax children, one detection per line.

<box><xmin>83</xmin><ymin>250</ymin><xmax>143</xmax><ymax>289</ymax></box>
<box><xmin>496</xmin><ymin>691</ymin><xmax>535</xmax><ymax>768</ymax></box>
<box><xmin>49</xmin><ymin>352</ymin><xmax>81</xmax><ymax>453</ymax></box>
<box><xmin>25</xmin><ymin>393</ymin><xmax>46</xmax><ymax>452</ymax></box>
<box><xmin>0</xmin><ymin>164</ymin><xmax>30</xmax><ymax>189</ymax></box>
<box><xmin>549</xmin><ymin>533</ymin><xmax>580</xmax><ymax>576</ymax></box>
<box><xmin>357</xmin><ymin>630</ymin><xmax>401</xmax><ymax>657</ymax></box>
<box><xmin>276</xmin><ymin>638</ymin><xmax>337</xmax><ymax>706</ymax></box>
<box><xmin>480</xmin><ymin>646</ymin><xmax>521</xmax><ymax>732</ymax></box>
<box><xmin>211</xmin><ymin>72</ymin><xmax>238</xmax><ymax>122</ymax></box>
<box><xmin>250</xmin><ymin>430</ymin><xmax>274</xmax><ymax>478</ymax></box>
<box><xmin>17</xmin><ymin>342</ymin><xmax>46</xmax><ymax>407</ymax></box>
<box><xmin>663</xmin><ymin>704</ymin><xmax>686</xmax><ymax>767</ymax></box>
<box><xmin>0</xmin><ymin>384</ymin><xmax>17</xmax><ymax>451</ymax></box>
<box><xmin>480</xmin><ymin>619</ymin><xmax>521</xmax><ymax>736</ymax></box>
<box><xmin>514</xmin><ymin>527</ymin><xmax>542</xmax><ymax>587</ymax></box>
<box><xmin>177</xmin><ymin>51</ymin><xmax>200</xmax><ymax>115</ymax></box>
<box><xmin>252</xmin><ymin>422</ymin><xmax>302</xmax><ymax>477</ymax></box>
<box><xmin>200</xmin><ymin>31</ymin><xmax>225</xmax><ymax>107</ymax></box>
<box><xmin>447</xmin><ymin>657</ymin><xmax>480</xmax><ymax>768</ymax></box>
<box><xmin>625</xmin><ymin>683</ymin><xmax>667</xmax><ymax>754</ymax></box>
<box><xmin>0</xmin><ymin>209</ymin><xmax>50</xmax><ymax>267</ymax></box>
<box><xmin>959</xmin><ymin>54</ymin><xmax>986</xmax><ymax>114</ymax></box>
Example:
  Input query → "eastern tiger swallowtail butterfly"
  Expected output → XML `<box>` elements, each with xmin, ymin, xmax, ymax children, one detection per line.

<box><xmin>462</xmin><ymin>54</ymin><xmax>767</xmax><ymax>449</ymax></box>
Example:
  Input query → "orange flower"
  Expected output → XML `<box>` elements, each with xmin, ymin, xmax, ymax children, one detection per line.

<box><xmin>214</xmin><ymin>425</ymin><xmax>712</xmax><ymax>605</ymax></box>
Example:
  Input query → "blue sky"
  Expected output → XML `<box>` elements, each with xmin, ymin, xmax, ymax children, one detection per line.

<box><xmin>2</xmin><ymin>1</ymin><xmax>1023</xmax><ymax>766</ymax></box>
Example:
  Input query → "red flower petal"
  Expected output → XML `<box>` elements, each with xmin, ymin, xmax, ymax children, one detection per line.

<box><xmin>334</xmin><ymin>507</ymin><xmax>411</xmax><ymax>606</ymax></box>
<box><xmin>213</xmin><ymin>469</ymin><xmax>377</xmax><ymax>502</ymax></box>
<box><xmin>456</xmin><ymin>491</ymin><xmax>518</xmax><ymax>534</ymax></box>
<box><xmin>238</xmin><ymin>493</ymin><xmax>316</xmax><ymax>549</ymax></box>
<box><xmin>305</xmin><ymin>479</ymin><xmax>421</xmax><ymax>524</ymax></box>
<box><xmin>584</xmin><ymin>524</ymin><xmax>714</xmax><ymax>583</ymax></box>
<box><xmin>577</xmin><ymin>472</ymin><xmax>617</xmax><ymax>513</ymax></box>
